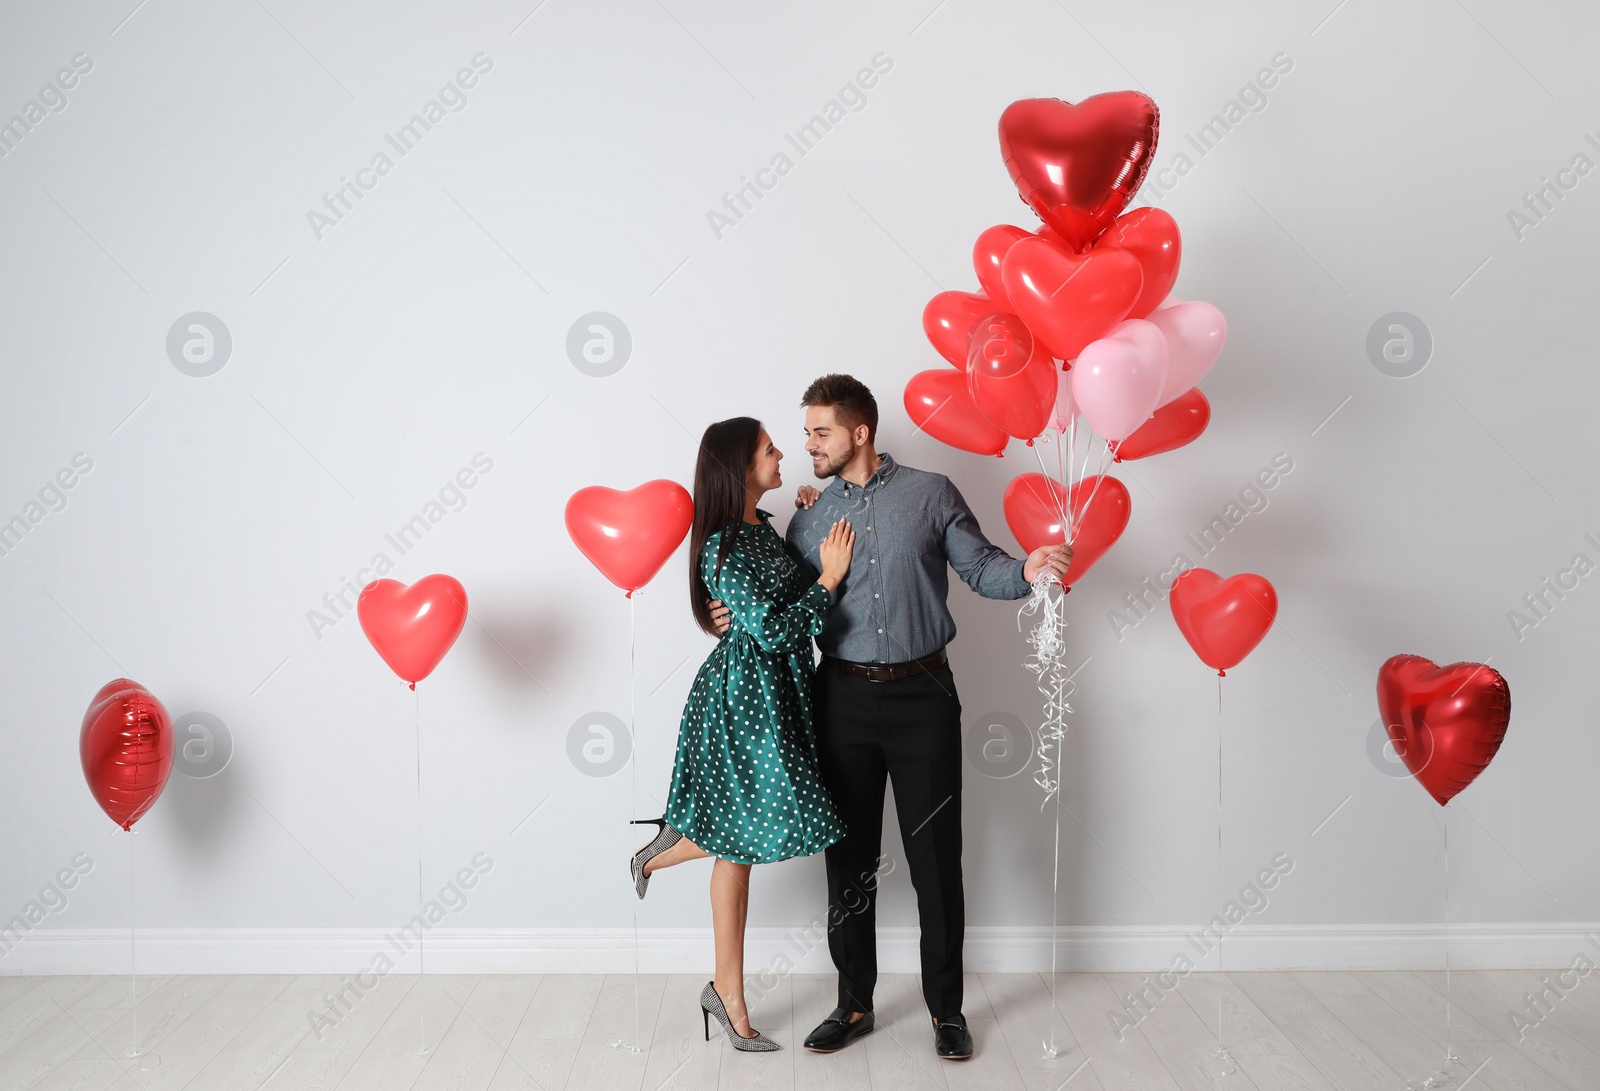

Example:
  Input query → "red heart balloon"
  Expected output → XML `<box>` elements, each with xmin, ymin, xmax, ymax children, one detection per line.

<box><xmin>999</xmin><ymin>93</ymin><xmax>1160</xmax><ymax>252</ymax></box>
<box><xmin>972</xmin><ymin>225</ymin><xmax>1032</xmax><ymax>312</ymax></box>
<box><xmin>1378</xmin><ymin>655</ymin><xmax>1510</xmax><ymax>806</ymax></box>
<box><xmin>905</xmin><ymin>369</ymin><xmax>1009</xmax><ymax>456</ymax></box>
<box><xmin>967</xmin><ymin>318</ymin><xmax>1057</xmax><ymax>442</ymax></box>
<box><xmin>922</xmin><ymin>290</ymin><xmax>995</xmax><ymax>369</ymax></box>
<box><xmin>1169</xmin><ymin>570</ymin><xmax>1277</xmax><ymax>675</ymax></box>
<box><xmin>1092</xmin><ymin>207</ymin><xmax>1181</xmax><ymax>320</ymax></box>
<box><xmin>1110</xmin><ymin>388</ymin><xmax>1210</xmax><ymax>461</ymax></box>
<box><xmin>1000</xmin><ymin>236</ymin><xmax>1143</xmax><ymax>362</ymax></box>
<box><xmin>565</xmin><ymin>480</ymin><xmax>693</xmax><ymax>595</ymax></box>
<box><xmin>357</xmin><ymin>575</ymin><xmax>469</xmax><ymax>687</ymax></box>
<box><xmin>1002</xmin><ymin>472</ymin><xmax>1130</xmax><ymax>585</ymax></box>
<box><xmin>81</xmin><ymin>679</ymin><xmax>173</xmax><ymax>830</ymax></box>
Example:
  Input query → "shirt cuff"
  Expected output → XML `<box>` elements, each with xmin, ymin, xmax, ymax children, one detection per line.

<box><xmin>1012</xmin><ymin>558</ymin><xmax>1034</xmax><ymax>596</ymax></box>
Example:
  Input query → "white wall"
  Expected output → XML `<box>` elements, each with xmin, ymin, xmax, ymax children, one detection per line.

<box><xmin>3</xmin><ymin>0</ymin><xmax>1598</xmax><ymax>973</ymax></box>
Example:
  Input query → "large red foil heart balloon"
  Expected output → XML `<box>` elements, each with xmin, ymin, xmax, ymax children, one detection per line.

<box><xmin>358</xmin><ymin>575</ymin><xmax>469</xmax><ymax>688</ymax></box>
<box><xmin>1092</xmin><ymin>207</ymin><xmax>1181</xmax><ymax>319</ymax></box>
<box><xmin>1001</xmin><ymin>236</ymin><xmax>1143</xmax><ymax>362</ymax></box>
<box><xmin>999</xmin><ymin>93</ymin><xmax>1160</xmax><ymax>252</ymax></box>
<box><xmin>81</xmin><ymin>679</ymin><xmax>173</xmax><ymax>830</ymax></box>
<box><xmin>922</xmin><ymin>290</ymin><xmax>996</xmax><ymax>369</ymax></box>
<box><xmin>1111</xmin><ymin>388</ymin><xmax>1210</xmax><ymax>461</ymax></box>
<box><xmin>1002</xmin><ymin>472</ymin><xmax>1130</xmax><ymax>585</ymax></box>
<box><xmin>905</xmin><ymin>369</ymin><xmax>1009</xmax><ymax>456</ymax></box>
<box><xmin>1169</xmin><ymin>570</ymin><xmax>1278</xmax><ymax>675</ymax></box>
<box><xmin>565</xmin><ymin>480</ymin><xmax>694</xmax><ymax>594</ymax></box>
<box><xmin>1377</xmin><ymin>655</ymin><xmax>1510</xmax><ymax>806</ymax></box>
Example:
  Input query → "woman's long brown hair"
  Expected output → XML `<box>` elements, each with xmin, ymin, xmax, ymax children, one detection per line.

<box><xmin>688</xmin><ymin>417</ymin><xmax>761</xmax><ymax>636</ymax></box>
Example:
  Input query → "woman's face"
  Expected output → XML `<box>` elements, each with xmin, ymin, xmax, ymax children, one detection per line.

<box><xmin>747</xmin><ymin>429</ymin><xmax>783</xmax><ymax>494</ymax></box>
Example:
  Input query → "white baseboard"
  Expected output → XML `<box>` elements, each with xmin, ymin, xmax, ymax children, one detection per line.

<box><xmin>4</xmin><ymin>924</ymin><xmax>1599</xmax><ymax>976</ymax></box>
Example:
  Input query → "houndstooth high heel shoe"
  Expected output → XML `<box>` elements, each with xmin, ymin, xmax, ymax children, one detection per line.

<box><xmin>701</xmin><ymin>981</ymin><xmax>780</xmax><ymax>1051</ymax></box>
<box><xmin>628</xmin><ymin>818</ymin><xmax>682</xmax><ymax>900</ymax></box>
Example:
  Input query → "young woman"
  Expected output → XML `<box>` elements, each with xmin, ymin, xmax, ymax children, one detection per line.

<box><xmin>629</xmin><ymin>416</ymin><xmax>853</xmax><ymax>1051</ymax></box>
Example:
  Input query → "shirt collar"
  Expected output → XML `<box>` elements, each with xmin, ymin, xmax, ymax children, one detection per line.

<box><xmin>828</xmin><ymin>452</ymin><xmax>897</xmax><ymax>496</ymax></box>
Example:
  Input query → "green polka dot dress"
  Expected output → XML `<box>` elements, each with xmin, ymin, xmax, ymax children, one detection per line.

<box><xmin>664</xmin><ymin>510</ymin><xmax>845</xmax><ymax>865</ymax></box>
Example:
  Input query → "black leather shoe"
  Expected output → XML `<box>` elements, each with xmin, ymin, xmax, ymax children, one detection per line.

<box><xmin>933</xmin><ymin>1013</ymin><xmax>973</xmax><ymax>1060</ymax></box>
<box><xmin>803</xmin><ymin>1007</ymin><xmax>874</xmax><ymax>1052</ymax></box>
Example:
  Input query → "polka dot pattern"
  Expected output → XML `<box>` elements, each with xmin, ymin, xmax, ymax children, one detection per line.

<box><xmin>664</xmin><ymin>511</ymin><xmax>845</xmax><ymax>865</ymax></box>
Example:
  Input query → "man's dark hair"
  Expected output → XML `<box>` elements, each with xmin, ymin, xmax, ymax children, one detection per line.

<box><xmin>800</xmin><ymin>373</ymin><xmax>878</xmax><ymax>441</ymax></box>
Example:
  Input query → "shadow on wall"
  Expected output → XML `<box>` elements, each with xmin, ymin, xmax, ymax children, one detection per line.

<box><xmin>468</xmin><ymin>601</ymin><xmax>571</xmax><ymax>698</ymax></box>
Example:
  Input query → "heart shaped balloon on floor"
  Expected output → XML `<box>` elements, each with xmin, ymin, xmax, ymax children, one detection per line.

<box><xmin>1111</xmin><ymin>388</ymin><xmax>1210</xmax><ymax>461</ymax></box>
<box><xmin>1169</xmin><ymin>569</ymin><xmax>1277</xmax><ymax>675</ymax></box>
<box><xmin>1001</xmin><ymin>236</ymin><xmax>1144</xmax><ymax>363</ymax></box>
<box><xmin>1377</xmin><ymin>655</ymin><xmax>1510</xmax><ymax>806</ymax></box>
<box><xmin>81</xmin><ymin>679</ymin><xmax>173</xmax><ymax>830</ymax></box>
<box><xmin>566</xmin><ymin>480</ymin><xmax>694</xmax><ymax>595</ymax></box>
<box><xmin>1003</xmin><ymin>472</ymin><xmax>1131</xmax><ymax>585</ymax></box>
<box><xmin>922</xmin><ymin>290</ymin><xmax>996</xmax><ymax>369</ymax></box>
<box><xmin>905</xmin><ymin>369</ymin><xmax>1010</xmax><ymax>456</ymax></box>
<box><xmin>358</xmin><ymin>575</ymin><xmax>469</xmax><ymax>688</ymax></box>
<box><xmin>998</xmin><ymin>93</ymin><xmax>1160</xmax><ymax>252</ymax></box>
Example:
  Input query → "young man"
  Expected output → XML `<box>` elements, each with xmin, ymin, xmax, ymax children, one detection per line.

<box><xmin>718</xmin><ymin>373</ymin><xmax>1070</xmax><ymax>1060</ymax></box>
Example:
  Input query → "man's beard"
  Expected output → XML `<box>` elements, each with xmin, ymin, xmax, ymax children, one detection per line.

<box><xmin>812</xmin><ymin>449</ymin><xmax>851</xmax><ymax>479</ymax></box>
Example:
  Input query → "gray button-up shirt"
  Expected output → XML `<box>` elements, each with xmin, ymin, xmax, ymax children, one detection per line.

<box><xmin>785</xmin><ymin>452</ymin><xmax>1032</xmax><ymax>664</ymax></box>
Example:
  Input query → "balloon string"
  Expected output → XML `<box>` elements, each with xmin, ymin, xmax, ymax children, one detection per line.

<box><xmin>1443</xmin><ymin>805</ymin><xmax>1453</xmax><ymax>1063</ymax></box>
<box><xmin>1216</xmin><ymin>673</ymin><xmax>1225</xmax><ymax>1052</ymax></box>
<box><xmin>630</xmin><ymin>592</ymin><xmax>641</xmax><ymax>1052</ymax></box>
<box><xmin>414</xmin><ymin>685</ymin><xmax>428</xmax><ymax>1053</ymax></box>
<box><xmin>128</xmin><ymin>828</ymin><xmax>140</xmax><ymax>1058</ymax></box>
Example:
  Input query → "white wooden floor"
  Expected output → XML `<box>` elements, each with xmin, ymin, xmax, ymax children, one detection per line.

<box><xmin>0</xmin><ymin>968</ymin><xmax>1593</xmax><ymax>1090</ymax></box>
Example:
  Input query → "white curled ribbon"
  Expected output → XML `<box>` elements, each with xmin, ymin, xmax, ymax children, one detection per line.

<box><xmin>1017</xmin><ymin>571</ymin><xmax>1072</xmax><ymax>810</ymax></box>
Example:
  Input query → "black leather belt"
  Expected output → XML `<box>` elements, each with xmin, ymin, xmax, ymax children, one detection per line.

<box><xmin>823</xmin><ymin>647</ymin><xmax>947</xmax><ymax>682</ymax></box>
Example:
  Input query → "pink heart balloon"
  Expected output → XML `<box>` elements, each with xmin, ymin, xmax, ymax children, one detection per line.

<box><xmin>1147</xmin><ymin>301</ymin><xmax>1226</xmax><ymax>406</ymax></box>
<box><xmin>1071</xmin><ymin>320</ymin><xmax>1168</xmax><ymax>441</ymax></box>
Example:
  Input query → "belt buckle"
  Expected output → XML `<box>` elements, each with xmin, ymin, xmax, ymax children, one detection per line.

<box><xmin>863</xmin><ymin>663</ymin><xmax>893</xmax><ymax>683</ymax></box>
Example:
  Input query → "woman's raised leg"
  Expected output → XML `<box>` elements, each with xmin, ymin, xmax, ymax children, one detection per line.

<box><xmin>710</xmin><ymin>859</ymin><xmax>755</xmax><ymax>1036</ymax></box>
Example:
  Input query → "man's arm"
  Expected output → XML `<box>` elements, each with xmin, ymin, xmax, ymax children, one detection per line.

<box><xmin>942</xmin><ymin>478</ymin><xmax>1070</xmax><ymax>599</ymax></box>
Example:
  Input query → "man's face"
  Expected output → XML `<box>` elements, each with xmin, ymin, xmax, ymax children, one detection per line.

<box><xmin>803</xmin><ymin>405</ymin><xmax>858</xmax><ymax>479</ymax></box>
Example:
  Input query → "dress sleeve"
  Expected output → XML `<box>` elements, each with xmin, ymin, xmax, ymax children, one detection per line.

<box><xmin>711</xmin><ymin>542</ymin><xmax>831</xmax><ymax>654</ymax></box>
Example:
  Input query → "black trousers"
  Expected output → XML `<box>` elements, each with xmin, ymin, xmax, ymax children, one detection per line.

<box><xmin>815</xmin><ymin>657</ymin><xmax>964</xmax><ymax>1018</ymax></box>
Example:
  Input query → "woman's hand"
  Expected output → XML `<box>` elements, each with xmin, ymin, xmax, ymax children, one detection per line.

<box><xmin>817</xmin><ymin>519</ymin><xmax>855</xmax><ymax>592</ymax></box>
<box><xmin>795</xmin><ymin>485</ymin><xmax>821</xmax><ymax>509</ymax></box>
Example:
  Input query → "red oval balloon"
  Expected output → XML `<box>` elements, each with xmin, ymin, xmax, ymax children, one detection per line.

<box><xmin>1378</xmin><ymin>655</ymin><xmax>1510</xmax><ymax>807</ymax></box>
<box><xmin>999</xmin><ymin>93</ymin><xmax>1160</xmax><ymax>252</ymax></box>
<box><xmin>972</xmin><ymin>225</ymin><xmax>1032</xmax><ymax>311</ymax></box>
<box><xmin>1000</xmin><ymin>236</ymin><xmax>1143</xmax><ymax>362</ymax></box>
<box><xmin>904</xmin><ymin>369</ymin><xmax>1008</xmax><ymax>456</ymax></box>
<box><xmin>1002</xmin><ymin>472</ymin><xmax>1130</xmax><ymax>585</ymax></box>
<box><xmin>358</xmin><ymin>575</ymin><xmax>469</xmax><ymax>687</ymax></box>
<box><xmin>1093</xmin><ymin>207</ymin><xmax>1181</xmax><ymax>320</ymax></box>
<box><xmin>566</xmin><ymin>480</ymin><xmax>693</xmax><ymax>595</ymax></box>
<box><xmin>81</xmin><ymin>680</ymin><xmax>173</xmax><ymax>830</ymax></box>
<box><xmin>922</xmin><ymin>290</ymin><xmax>994</xmax><ymax>369</ymax></box>
<box><xmin>1169</xmin><ymin>569</ymin><xmax>1277</xmax><ymax>675</ymax></box>
<box><xmin>1111</xmin><ymin>388</ymin><xmax>1210</xmax><ymax>461</ymax></box>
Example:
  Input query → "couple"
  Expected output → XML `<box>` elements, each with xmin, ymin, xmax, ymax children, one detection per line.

<box><xmin>629</xmin><ymin>374</ymin><xmax>1072</xmax><ymax>1057</ymax></box>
